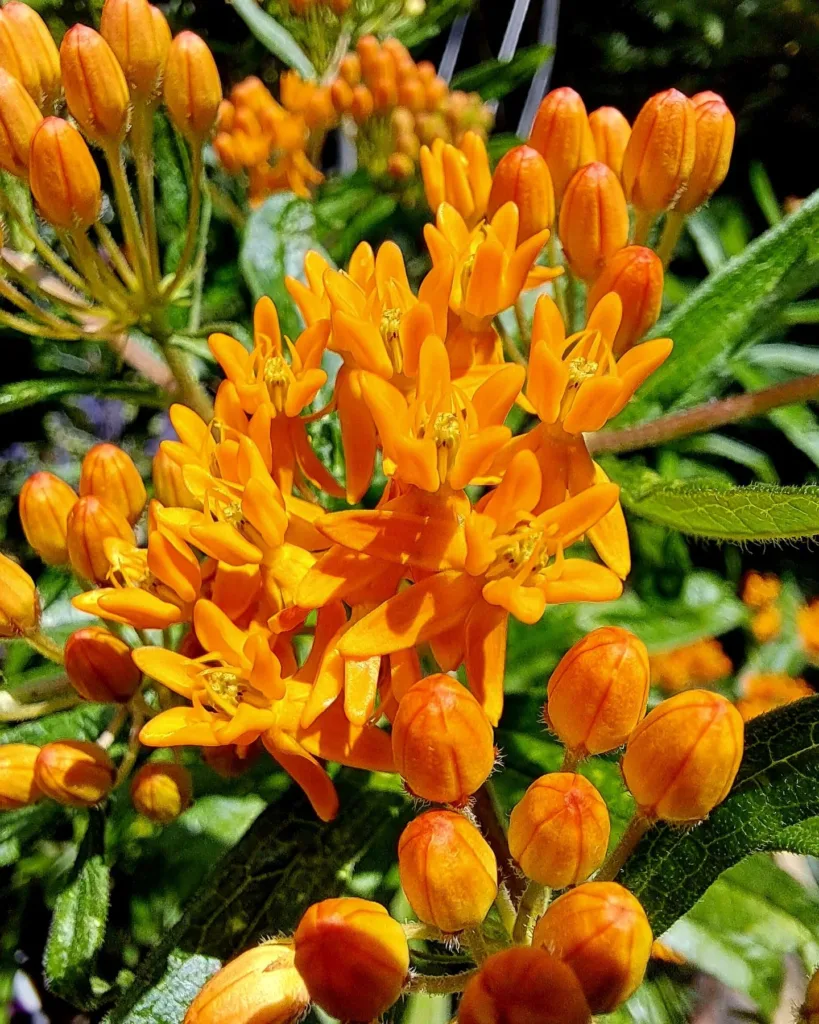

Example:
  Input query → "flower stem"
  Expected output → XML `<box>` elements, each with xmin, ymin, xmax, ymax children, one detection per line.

<box><xmin>495</xmin><ymin>884</ymin><xmax>517</xmax><ymax>937</ymax></box>
<box><xmin>163</xmin><ymin>341</ymin><xmax>214</xmax><ymax>420</ymax></box>
<box><xmin>104</xmin><ymin>142</ymin><xmax>153</xmax><ymax>294</ymax></box>
<box><xmin>595</xmin><ymin>812</ymin><xmax>652</xmax><ymax>882</ymax></box>
<box><xmin>131</xmin><ymin>103</ymin><xmax>161</xmax><ymax>284</ymax></box>
<box><xmin>633</xmin><ymin>209</ymin><xmax>655</xmax><ymax>246</ymax></box>
<box><xmin>473</xmin><ymin>781</ymin><xmax>524</xmax><ymax>902</ymax></box>
<box><xmin>403</xmin><ymin>922</ymin><xmax>445</xmax><ymax>941</ymax></box>
<box><xmin>462</xmin><ymin>927</ymin><xmax>490</xmax><ymax>964</ymax></box>
<box><xmin>407</xmin><ymin>969</ymin><xmax>478</xmax><ymax>995</ymax></box>
<box><xmin>587</xmin><ymin>372</ymin><xmax>819</xmax><ymax>455</ymax></box>
<box><xmin>560</xmin><ymin>747</ymin><xmax>581</xmax><ymax>772</ymax></box>
<box><xmin>25</xmin><ymin>629</ymin><xmax>65</xmax><ymax>665</ymax></box>
<box><xmin>512</xmin><ymin>880</ymin><xmax>550</xmax><ymax>944</ymax></box>
<box><xmin>657</xmin><ymin>210</ymin><xmax>685</xmax><ymax>269</ymax></box>
<box><xmin>548</xmin><ymin>235</ymin><xmax>569</xmax><ymax>325</ymax></box>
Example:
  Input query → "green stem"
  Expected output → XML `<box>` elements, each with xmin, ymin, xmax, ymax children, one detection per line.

<box><xmin>25</xmin><ymin>629</ymin><xmax>65</xmax><ymax>665</ymax></box>
<box><xmin>514</xmin><ymin>298</ymin><xmax>530</xmax><ymax>350</ymax></box>
<box><xmin>104</xmin><ymin>141</ymin><xmax>152</xmax><ymax>295</ymax></box>
<box><xmin>462</xmin><ymin>927</ymin><xmax>490</xmax><ymax>965</ymax></box>
<box><xmin>560</xmin><ymin>747</ymin><xmax>581</xmax><ymax>772</ymax></box>
<box><xmin>495</xmin><ymin>884</ymin><xmax>517</xmax><ymax>937</ymax></box>
<box><xmin>131</xmin><ymin>103</ymin><xmax>161</xmax><ymax>285</ymax></box>
<box><xmin>407</xmin><ymin>969</ymin><xmax>478</xmax><ymax>995</ymax></box>
<box><xmin>403</xmin><ymin>922</ymin><xmax>444</xmax><ymax>941</ymax></box>
<box><xmin>512</xmin><ymin>881</ymin><xmax>549</xmax><ymax>945</ymax></box>
<box><xmin>656</xmin><ymin>210</ymin><xmax>685</xmax><ymax>269</ymax></box>
<box><xmin>633</xmin><ymin>209</ymin><xmax>655</xmax><ymax>246</ymax></box>
<box><xmin>547</xmin><ymin>234</ymin><xmax>569</xmax><ymax>325</ymax></box>
<box><xmin>0</xmin><ymin>195</ymin><xmax>89</xmax><ymax>295</ymax></box>
<box><xmin>95</xmin><ymin>222</ymin><xmax>139</xmax><ymax>291</ymax></box>
<box><xmin>163</xmin><ymin>341</ymin><xmax>214</xmax><ymax>420</ymax></box>
<box><xmin>596</xmin><ymin>812</ymin><xmax>652</xmax><ymax>882</ymax></box>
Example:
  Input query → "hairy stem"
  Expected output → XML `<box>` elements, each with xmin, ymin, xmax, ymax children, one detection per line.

<box><xmin>596</xmin><ymin>812</ymin><xmax>652</xmax><ymax>882</ymax></box>
<box><xmin>25</xmin><ymin>629</ymin><xmax>65</xmax><ymax>665</ymax></box>
<box><xmin>407</xmin><ymin>969</ymin><xmax>478</xmax><ymax>995</ymax></box>
<box><xmin>656</xmin><ymin>210</ymin><xmax>685</xmax><ymax>269</ymax></box>
<box><xmin>131</xmin><ymin>103</ymin><xmax>161</xmax><ymax>284</ymax></box>
<box><xmin>512</xmin><ymin>880</ymin><xmax>549</xmax><ymax>944</ymax></box>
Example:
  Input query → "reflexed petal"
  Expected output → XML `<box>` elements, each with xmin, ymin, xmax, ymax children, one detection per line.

<box><xmin>245</xmin><ymin>631</ymin><xmax>285</xmax><ymax>700</ymax></box>
<box><xmin>429</xmin><ymin>623</ymin><xmax>464</xmax><ymax>672</ymax></box>
<box><xmin>190</xmin><ymin>522</ymin><xmax>263</xmax><ymax>566</ymax></box>
<box><xmin>298</xmin><ymin>698</ymin><xmax>394</xmax><ymax>773</ymax></box>
<box><xmin>389</xmin><ymin>648</ymin><xmax>421</xmax><ymax>704</ymax></box>
<box><xmin>300</xmin><ymin>641</ymin><xmax>345</xmax><ymax>728</ymax></box>
<box><xmin>211</xmin><ymin>563</ymin><xmax>262</xmax><ymax>621</ymax></box>
<box><xmin>289</xmin><ymin>419</ymin><xmax>344</xmax><ymax>498</ymax></box>
<box><xmin>344</xmin><ymin>655</ymin><xmax>381</xmax><ymax>725</ymax></box>
<box><xmin>132</xmin><ymin>647</ymin><xmax>198</xmax><ymax>697</ymax></box>
<box><xmin>263</xmin><ymin>729</ymin><xmax>339</xmax><ymax>821</ymax></box>
<box><xmin>539</xmin><ymin>559</ymin><xmax>623</xmax><ymax>603</ymax></box>
<box><xmin>336</xmin><ymin>370</ymin><xmax>377</xmax><ymax>504</ymax></box>
<box><xmin>83</xmin><ymin>589</ymin><xmax>186</xmax><ymax>629</ymax></box>
<box><xmin>464</xmin><ymin>600</ymin><xmax>508</xmax><ymax>726</ymax></box>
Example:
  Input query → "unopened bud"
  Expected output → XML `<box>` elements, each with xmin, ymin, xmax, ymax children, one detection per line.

<box><xmin>622</xmin><ymin>88</ymin><xmax>696</xmax><ymax>213</ymax></box>
<box><xmin>163</xmin><ymin>31</ymin><xmax>222</xmax><ymax>142</ymax></box>
<box><xmin>676</xmin><ymin>91</ymin><xmax>735</xmax><ymax>213</ymax></box>
<box><xmin>487</xmin><ymin>144</ymin><xmax>555</xmax><ymax>240</ymax></box>
<box><xmin>0</xmin><ymin>3</ymin><xmax>60</xmax><ymax>112</ymax></box>
<box><xmin>60</xmin><ymin>25</ymin><xmax>130</xmax><ymax>144</ymax></box>
<box><xmin>509</xmin><ymin>773</ymin><xmax>610</xmax><ymax>887</ymax></box>
<box><xmin>184</xmin><ymin>942</ymin><xmax>309</xmax><ymax>1024</ymax></box>
<box><xmin>19</xmin><ymin>471</ymin><xmax>78</xmax><ymax>566</ymax></box>
<box><xmin>35</xmin><ymin>740</ymin><xmax>115</xmax><ymax>807</ymax></box>
<box><xmin>329</xmin><ymin>77</ymin><xmax>353</xmax><ymax>114</ymax></box>
<box><xmin>66</xmin><ymin>495</ymin><xmax>135</xmax><ymax>583</ymax></box>
<box><xmin>0</xmin><ymin>744</ymin><xmax>42</xmax><ymax>810</ymax></box>
<box><xmin>100</xmin><ymin>0</ymin><xmax>170</xmax><ymax>102</ymax></box>
<box><xmin>459</xmin><ymin>948</ymin><xmax>591</xmax><ymax>1024</ymax></box>
<box><xmin>202</xmin><ymin>742</ymin><xmax>260</xmax><ymax>778</ymax></box>
<box><xmin>547</xmin><ymin>627</ymin><xmax>650</xmax><ymax>758</ymax></box>
<box><xmin>587</xmin><ymin>246</ymin><xmax>664</xmax><ymax>356</ymax></box>
<box><xmin>80</xmin><ymin>443</ymin><xmax>146</xmax><ymax>525</ymax></box>
<box><xmin>802</xmin><ymin>969</ymin><xmax>819</xmax><ymax>1024</ymax></box>
<box><xmin>0</xmin><ymin>67</ymin><xmax>43</xmax><ymax>175</ymax></box>
<box><xmin>65</xmin><ymin>626</ymin><xmax>141</xmax><ymax>703</ymax></box>
<box><xmin>131</xmin><ymin>762</ymin><xmax>192</xmax><ymax>823</ymax></box>
<box><xmin>589</xmin><ymin>106</ymin><xmax>631</xmax><ymax>176</ymax></box>
<box><xmin>392</xmin><ymin>675</ymin><xmax>495</xmax><ymax>805</ymax></box>
<box><xmin>339</xmin><ymin>53</ymin><xmax>361</xmax><ymax>87</ymax></box>
<box><xmin>533</xmin><ymin>882</ymin><xmax>653</xmax><ymax>1013</ymax></box>
<box><xmin>529</xmin><ymin>86</ymin><xmax>596</xmax><ymax>202</ymax></box>
<box><xmin>622</xmin><ymin>689</ymin><xmax>743</xmax><ymax>822</ymax></box>
<box><xmin>294</xmin><ymin>897</ymin><xmax>409</xmax><ymax>1022</ymax></box>
<box><xmin>0</xmin><ymin>552</ymin><xmax>38</xmax><ymax>637</ymax></box>
<box><xmin>153</xmin><ymin>448</ymin><xmax>201</xmax><ymax>509</ymax></box>
<box><xmin>29</xmin><ymin>117</ymin><xmax>101</xmax><ymax>229</ymax></box>
<box><xmin>559</xmin><ymin>161</ymin><xmax>629</xmax><ymax>281</ymax></box>
<box><xmin>398</xmin><ymin>810</ymin><xmax>497</xmax><ymax>933</ymax></box>
<box><xmin>351</xmin><ymin>83</ymin><xmax>374</xmax><ymax>123</ymax></box>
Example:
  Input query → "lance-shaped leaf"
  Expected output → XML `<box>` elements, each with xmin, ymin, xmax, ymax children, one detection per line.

<box><xmin>228</xmin><ymin>0</ymin><xmax>316</xmax><ymax>79</ymax></box>
<box><xmin>451</xmin><ymin>44</ymin><xmax>554</xmax><ymax>101</ymax></box>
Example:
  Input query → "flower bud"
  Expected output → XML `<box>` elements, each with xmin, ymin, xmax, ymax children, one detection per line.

<box><xmin>398</xmin><ymin>810</ymin><xmax>497</xmax><ymax>932</ymax></box>
<box><xmin>459</xmin><ymin>948</ymin><xmax>591</xmax><ymax>1024</ymax></box>
<box><xmin>351</xmin><ymin>84</ymin><xmax>374</xmax><ymax>123</ymax></box>
<box><xmin>533</xmin><ymin>882</ymin><xmax>653</xmax><ymax>1013</ymax></box>
<box><xmin>0</xmin><ymin>744</ymin><xmax>42</xmax><ymax>810</ymax></box>
<box><xmin>35</xmin><ymin>740</ymin><xmax>115</xmax><ymax>807</ymax></box>
<box><xmin>487</xmin><ymin>144</ymin><xmax>555</xmax><ymax>240</ymax></box>
<box><xmin>0</xmin><ymin>552</ymin><xmax>38</xmax><ymax>637</ymax></box>
<box><xmin>164</xmin><ymin>32</ymin><xmax>222</xmax><ymax>142</ymax></box>
<box><xmin>64</xmin><ymin>626</ymin><xmax>141</xmax><ymax>703</ymax></box>
<box><xmin>622</xmin><ymin>89</ymin><xmax>696</xmax><ymax>213</ymax></box>
<box><xmin>529</xmin><ymin>86</ymin><xmax>596</xmax><ymax>203</ymax></box>
<box><xmin>676</xmin><ymin>91</ymin><xmax>735</xmax><ymax>214</ymax></box>
<box><xmin>29</xmin><ymin>117</ymin><xmax>101</xmax><ymax>230</ymax></box>
<box><xmin>587</xmin><ymin>246</ymin><xmax>664</xmax><ymax>356</ymax></box>
<box><xmin>100</xmin><ymin>0</ymin><xmax>170</xmax><ymax>102</ymax></box>
<box><xmin>802</xmin><ymin>968</ymin><xmax>819</xmax><ymax>1024</ymax></box>
<box><xmin>392</xmin><ymin>675</ymin><xmax>495</xmax><ymax>805</ymax></box>
<box><xmin>622</xmin><ymin>689</ymin><xmax>744</xmax><ymax>822</ymax></box>
<box><xmin>339</xmin><ymin>53</ymin><xmax>361</xmax><ymax>87</ymax></box>
<box><xmin>294</xmin><ymin>897</ymin><xmax>409</xmax><ymax>1021</ymax></box>
<box><xmin>153</xmin><ymin>448</ymin><xmax>201</xmax><ymax>509</ymax></box>
<box><xmin>589</xmin><ymin>106</ymin><xmax>631</xmax><ymax>177</ymax></box>
<box><xmin>202</xmin><ymin>742</ymin><xmax>260</xmax><ymax>778</ymax></box>
<box><xmin>18</xmin><ymin>471</ymin><xmax>78</xmax><ymax>566</ymax></box>
<box><xmin>508</xmin><ymin>773</ymin><xmax>610</xmax><ymax>887</ymax></box>
<box><xmin>0</xmin><ymin>3</ymin><xmax>60</xmax><ymax>112</ymax></box>
<box><xmin>184</xmin><ymin>941</ymin><xmax>309</xmax><ymax>1024</ymax></box>
<box><xmin>60</xmin><ymin>25</ymin><xmax>130</xmax><ymax>145</ymax></box>
<box><xmin>66</xmin><ymin>495</ymin><xmax>135</xmax><ymax>584</ymax></box>
<box><xmin>0</xmin><ymin>67</ymin><xmax>43</xmax><ymax>176</ymax></box>
<box><xmin>558</xmin><ymin>162</ymin><xmax>629</xmax><ymax>281</ymax></box>
<box><xmin>80</xmin><ymin>443</ymin><xmax>147</xmax><ymax>525</ymax></box>
<box><xmin>130</xmin><ymin>762</ymin><xmax>192</xmax><ymax>823</ymax></box>
<box><xmin>547</xmin><ymin>627</ymin><xmax>650</xmax><ymax>758</ymax></box>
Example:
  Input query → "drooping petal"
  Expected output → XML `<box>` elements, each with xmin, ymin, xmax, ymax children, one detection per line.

<box><xmin>76</xmin><ymin>589</ymin><xmax>187</xmax><ymax>629</ymax></box>
<box><xmin>464</xmin><ymin>600</ymin><xmax>509</xmax><ymax>726</ymax></box>
<box><xmin>344</xmin><ymin>655</ymin><xmax>381</xmax><ymax>725</ymax></box>
<box><xmin>132</xmin><ymin>647</ymin><xmax>199</xmax><ymax>697</ymax></box>
<box><xmin>336</xmin><ymin>369</ymin><xmax>377</xmax><ymax>505</ymax></box>
<box><xmin>428</xmin><ymin>623</ymin><xmax>465</xmax><ymax>672</ymax></box>
<box><xmin>298</xmin><ymin>697</ymin><xmax>394</xmax><ymax>773</ymax></box>
<box><xmin>263</xmin><ymin>728</ymin><xmax>339</xmax><ymax>821</ymax></box>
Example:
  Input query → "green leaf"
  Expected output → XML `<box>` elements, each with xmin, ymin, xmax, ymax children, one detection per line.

<box><xmin>674</xmin><ymin>434</ymin><xmax>778</xmax><ymax>484</ymax></box>
<box><xmin>451</xmin><ymin>44</ymin><xmax>554</xmax><ymax>101</ymax></box>
<box><xmin>240</xmin><ymin>192</ymin><xmax>331</xmax><ymax>340</ymax></box>
<box><xmin>750</xmin><ymin>161</ymin><xmax>783</xmax><ymax>228</ymax></box>
<box><xmin>620</xmin><ymin>695</ymin><xmax>819</xmax><ymax>935</ymax></box>
<box><xmin>0</xmin><ymin>379</ymin><xmax>165</xmax><ymax>414</ymax></box>
<box><xmin>621</xmin><ymin>186</ymin><xmax>819</xmax><ymax>418</ymax></box>
<box><xmin>106</xmin><ymin>777</ymin><xmax>408</xmax><ymax>1024</ymax></box>
<box><xmin>229</xmin><ymin>0</ymin><xmax>316</xmax><ymax>78</ymax></box>
<box><xmin>732</xmin><ymin>360</ymin><xmax>819</xmax><ymax>470</ymax></box>
<box><xmin>0</xmin><ymin>704</ymin><xmax>111</xmax><ymax>745</ymax></box>
<box><xmin>44</xmin><ymin>809</ymin><xmax>111</xmax><ymax>1009</ymax></box>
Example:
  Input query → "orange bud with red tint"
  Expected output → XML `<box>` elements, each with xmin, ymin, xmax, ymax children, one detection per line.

<box><xmin>529</xmin><ymin>86</ymin><xmax>595</xmax><ymax>203</ymax></box>
<box><xmin>330</xmin><ymin>77</ymin><xmax>353</xmax><ymax>114</ymax></box>
<box><xmin>547</xmin><ymin>627</ymin><xmax>650</xmax><ymax>758</ymax></box>
<box><xmin>65</xmin><ymin>626</ymin><xmax>141</xmax><ymax>703</ymax></box>
<box><xmin>0</xmin><ymin>744</ymin><xmax>42</xmax><ymax>810</ymax></box>
<box><xmin>183</xmin><ymin>942</ymin><xmax>309</xmax><ymax>1024</ymax></box>
<box><xmin>622</xmin><ymin>89</ymin><xmax>696</xmax><ymax>213</ymax></box>
<box><xmin>351</xmin><ymin>84</ymin><xmax>374</xmax><ymax>124</ymax></box>
<box><xmin>392</xmin><ymin>675</ymin><xmax>495</xmax><ymax>804</ymax></box>
<box><xmin>459</xmin><ymin>947</ymin><xmax>592</xmax><ymax>1024</ymax></box>
<box><xmin>19</xmin><ymin>472</ymin><xmax>77</xmax><ymax>566</ymax></box>
<box><xmin>589</xmin><ymin>106</ymin><xmax>631</xmax><ymax>177</ymax></box>
<box><xmin>294</xmin><ymin>897</ymin><xmax>409</xmax><ymax>1022</ymax></box>
<box><xmin>0</xmin><ymin>552</ymin><xmax>38</xmax><ymax>638</ymax></box>
<box><xmin>0</xmin><ymin>3</ymin><xmax>60</xmax><ymax>112</ymax></box>
<box><xmin>29</xmin><ymin>117</ymin><xmax>101</xmax><ymax>229</ymax></box>
<box><xmin>487</xmin><ymin>144</ymin><xmax>555</xmax><ymax>240</ymax></box>
<box><xmin>153</xmin><ymin>448</ymin><xmax>201</xmax><ymax>509</ymax></box>
<box><xmin>676</xmin><ymin>91</ymin><xmax>735</xmax><ymax>213</ymax></box>
<box><xmin>60</xmin><ymin>25</ymin><xmax>130</xmax><ymax>144</ymax></box>
<box><xmin>131</xmin><ymin>762</ymin><xmax>192</xmax><ymax>823</ymax></box>
<box><xmin>339</xmin><ymin>53</ymin><xmax>361</xmax><ymax>87</ymax></box>
<box><xmin>66</xmin><ymin>495</ymin><xmax>135</xmax><ymax>583</ymax></box>
<box><xmin>622</xmin><ymin>689</ymin><xmax>743</xmax><ymax>823</ymax></box>
<box><xmin>398</xmin><ymin>810</ymin><xmax>497</xmax><ymax>932</ymax></box>
<box><xmin>587</xmin><ymin>245</ymin><xmax>664</xmax><ymax>356</ymax></box>
<box><xmin>100</xmin><ymin>0</ymin><xmax>169</xmax><ymax>101</ymax></box>
<box><xmin>533</xmin><ymin>882</ymin><xmax>653</xmax><ymax>1013</ymax></box>
<box><xmin>508</xmin><ymin>773</ymin><xmax>610</xmax><ymax>887</ymax></box>
<box><xmin>35</xmin><ymin>740</ymin><xmax>115</xmax><ymax>807</ymax></box>
<box><xmin>163</xmin><ymin>31</ymin><xmax>222</xmax><ymax>142</ymax></box>
<box><xmin>559</xmin><ymin>162</ymin><xmax>629</xmax><ymax>281</ymax></box>
<box><xmin>80</xmin><ymin>443</ymin><xmax>147</xmax><ymax>525</ymax></box>
<box><xmin>0</xmin><ymin>67</ymin><xmax>43</xmax><ymax>175</ymax></box>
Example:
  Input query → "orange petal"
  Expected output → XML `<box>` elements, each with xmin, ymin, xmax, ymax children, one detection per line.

<box><xmin>464</xmin><ymin>600</ymin><xmax>508</xmax><ymax>726</ymax></box>
<box><xmin>449</xmin><ymin>426</ymin><xmax>511</xmax><ymax>490</ymax></box>
<box><xmin>481</xmin><ymin>449</ymin><xmax>543</xmax><ymax>533</ymax></box>
<box><xmin>300</xmin><ymin>641</ymin><xmax>345</xmax><ymax>728</ymax></box>
<box><xmin>563</xmin><ymin>376</ymin><xmax>623</xmax><ymax>434</ymax></box>
<box><xmin>527</xmin><ymin>338</ymin><xmax>569</xmax><ymax>424</ymax></box>
<box><xmin>429</xmin><ymin>623</ymin><xmax>465</xmax><ymax>672</ymax></box>
<box><xmin>139</xmin><ymin>706</ymin><xmax>222</xmax><ymax>747</ymax></box>
<box><xmin>132</xmin><ymin>647</ymin><xmax>198</xmax><ymax>697</ymax></box>
<box><xmin>190</xmin><ymin>522</ymin><xmax>263</xmax><ymax>566</ymax></box>
<box><xmin>82</xmin><ymin>589</ymin><xmax>186</xmax><ymax>629</ymax></box>
<box><xmin>344</xmin><ymin>655</ymin><xmax>381</xmax><ymax>725</ymax></box>
<box><xmin>193</xmin><ymin>599</ymin><xmax>248</xmax><ymax>665</ymax></box>
<box><xmin>315</xmin><ymin>509</ymin><xmax>467</xmax><ymax>571</ymax></box>
<box><xmin>208</xmin><ymin>332</ymin><xmax>251</xmax><ymax>383</ymax></box>
<box><xmin>290</xmin><ymin>419</ymin><xmax>345</xmax><ymax>499</ymax></box>
<box><xmin>211</xmin><ymin>563</ymin><xmax>263</xmax><ymax>621</ymax></box>
<box><xmin>337</xmin><ymin>369</ymin><xmax>377</xmax><ymax>504</ymax></box>
<box><xmin>254</xmin><ymin>295</ymin><xmax>282</xmax><ymax>357</ymax></box>
<box><xmin>147</xmin><ymin>530</ymin><xmax>200</xmax><ymax>605</ymax></box>
<box><xmin>482</xmin><ymin>577</ymin><xmax>547</xmax><ymax>624</ymax></box>
<box><xmin>539</xmin><ymin>559</ymin><xmax>623</xmax><ymax>603</ymax></box>
<box><xmin>297</xmin><ymin>547</ymin><xmax>396</xmax><ymax>608</ymax></box>
<box><xmin>471</xmin><ymin>364</ymin><xmax>526</xmax><ymax>428</ymax></box>
<box><xmin>298</xmin><ymin>697</ymin><xmax>394</xmax><ymax>773</ymax></box>
<box><xmin>264</xmin><ymin>729</ymin><xmax>339</xmax><ymax>821</ymax></box>
<box><xmin>389</xmin><ymin>648</ymin><xmax>421</xmax><ymax>704</ymax></box>
<box><xmin>581</xmin><ymin>463</ymin><xmax>631</xmax><ymax>579</ymax></box>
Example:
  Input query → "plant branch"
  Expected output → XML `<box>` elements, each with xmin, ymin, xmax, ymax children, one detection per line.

<box><xmin>595</xmin><ymin>812</ymin><xmax>652</xmax><ymax>882</ymax></box>
<box><xmin>472</xmin><ymin>781</ymin><xmax>524</xmax><ymax>902</ymax></box>
<box><xmin>407</xmin><ymin>969</ymin><xmax>478</xmax><ymax>995</ymax></box>
<box><xmin>512</xmin><ymin>880</ymin><xmax>549</xmax><ymax>944</ymax></box>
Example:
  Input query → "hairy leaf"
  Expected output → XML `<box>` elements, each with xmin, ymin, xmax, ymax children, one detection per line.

<box><xmin>451</xmin><ymin>44</ymin><xmax>554</xmax><ymax>100</ymax></box>
<box><xmin>620</xmin><ymin>695</ymin><xmax>819</xmax><ymax>934</ymax></box>
<box><xmin>228</xmin><ymin>0</ymin><xmax>316</xmax><ymax>78</ymax></box>
<box><xmin>732</xmin><ymin>360</ymin><xmax>819</xmax><ymax>469</ymax></box>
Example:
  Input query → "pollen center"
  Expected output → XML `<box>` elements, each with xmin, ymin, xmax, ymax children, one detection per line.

<box><xmin>568</xmin><ymin>356</ymin><xmax>598</xmax><ymax>384</ymax></box>
<box><xmin>263</xmin><ymin>355</ymin><xmax>290</xmax><ymax>412</ymax></box>
<box><xmin>380</xmin><ymin>307</ymin><xmax>403</xmax><ymax>372</ymax></box>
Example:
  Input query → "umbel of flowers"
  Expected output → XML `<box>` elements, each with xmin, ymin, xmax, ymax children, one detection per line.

<box><xmin>0</xmin><ymin>64</ymin><xmax>742</xmax><ymax>1021</ymax></box>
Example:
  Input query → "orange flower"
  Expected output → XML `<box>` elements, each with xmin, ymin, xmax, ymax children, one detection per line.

<box><xmin>736</xmin><ymin>673</ymin><xmax>813</xmax><ymax>721</ymax></box>
<box><xmin>799</xmin><ymin>600</ymin><xmax>819</xmax><ymax>659</ymax></box>
<box><xmin>420</xmin><ymin>131</ymin><xmax>492</xmax><ymax>228</ymax></box>
<box><xmin>650</xmin><ymin>637</ymin><xmax>732</xmax><ymax>692</ymax></box>
<box><xmin>134</xmin><ymin>598</ymin><xmax>393</xmax><ymax>820</ymax></box>
<box><xmin>741</xmin><ymin>571</ymin><xmax>781</xmax><ymax>609</ymax></box>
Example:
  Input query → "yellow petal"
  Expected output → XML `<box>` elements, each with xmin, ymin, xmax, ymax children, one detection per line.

<box><xmin>464</xmin><ymin>600</ymin><xmax>508</xmax><ymax>726</ymax></box>
<box><xmin>482</xmin><ymin>577</ymin><xmax>547</xmax><ymax>624</ymax></box>
<box><xmin>132</xmin><ymin>647</ymin><xmax>198</xmax><ymax>697</ymax></box>
<box><xmin>263</xmin><ymin>729</ymin><xmax>339</xmax><ymax>821</ymax></box>
<box><xmin>139</xmin><ymin>706</ymin><xmax>222</xmax><ymax>747</ymax></box>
